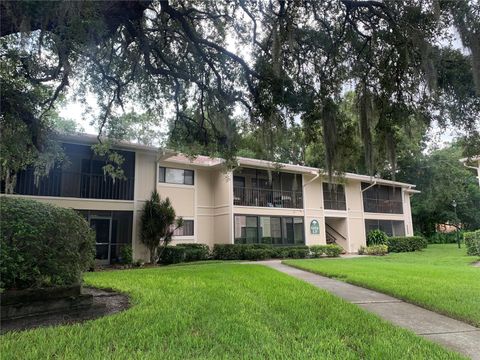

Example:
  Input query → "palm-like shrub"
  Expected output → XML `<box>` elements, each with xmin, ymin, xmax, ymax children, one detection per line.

<box><xmin>140</xmin><ymin>191</ymin><xmax>183</xmax><ymax>264</ymax></box>
<box><xmin>367</xmin><ymin>229</ymin><xmax>388</xmax><ymax>246</ymax></box>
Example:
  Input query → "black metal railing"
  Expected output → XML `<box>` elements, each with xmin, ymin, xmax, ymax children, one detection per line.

<box><xmin>11</xmin><ymin>170</ymin><xmax>134</xmax><ymax>200</ymax></box>
<box><xmin>233</xmin><ymin>186</ymin><xmax>303</xmax><ymax>209</ymax></box>
<box><xmin>363</xmin><ymin>198</ymin><xmax>403</xmax><ymax>214</ymax></box>
<box><xmin>324</xmin><ymin>200</ymin><xmax>347</xmax><ymax>211</ymax></box>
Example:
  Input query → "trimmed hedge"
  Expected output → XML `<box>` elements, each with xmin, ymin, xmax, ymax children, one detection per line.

<box><xmin>358</xmin><ymin>244</ymin><xmax>388</xmax><ymax>256</ymax></box>
<box><xmin>212</xmin><ymin>244</ymin><xmax>310</xmax><ymax>261</ymax></box>
<box><xmin>386</xmin><ymin>236</ymin><xmax>427</xmax><ymax>252</ymax></box>
<box><xmin>464</xmin><ymin>230</ymin><xmax>480</xmax><ymax>256</ymax></box>
<box><xmin>0</xmin><ymin>197</ymin><xmax>95</xmax><ymax>291</ymax></box>
<box><xmin>176</xmin><ymin>243</ymin><xmax>210</xmax><ymax>261</ymax></box>
<box><xmin>159</xmin><ymin>246</ymin><xmax>186</xmax><ymax>264</ymax></box>
<box><xmin>310</xmin><ymin>245</ymin><xmax>343</xmax><ymax>257</ymax></box>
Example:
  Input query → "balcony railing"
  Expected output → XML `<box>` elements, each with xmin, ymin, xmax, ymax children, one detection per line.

<box><xmin>11</xmin><ymin>170</ymin><xmax>134</xmax><ymax>200</ymax></box>
<box><xmin>233</xmin><ymin>186</ymin><xmax>303</xmax><ymax>209</ymax></box>
<box><xmin>363</xmin><ymin>198</ymin><xmax>403</xmax><ymax>214</ymax></box>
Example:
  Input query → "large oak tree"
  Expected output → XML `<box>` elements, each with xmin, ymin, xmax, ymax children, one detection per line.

<box><xmin>1</xmin><ymin>0</ymin><xmax>479</xmax><ymax>188</ymax></box>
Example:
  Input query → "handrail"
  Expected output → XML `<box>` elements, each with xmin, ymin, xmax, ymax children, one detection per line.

<box><xmin>325</xmin><ymin>223</ymin><xmax>347</xmax><ymax>240</ymax></box>
<box><xmin>233</xmin><ymin>186</ymin><xmax>303</xmax><ymax>209</ymax></box>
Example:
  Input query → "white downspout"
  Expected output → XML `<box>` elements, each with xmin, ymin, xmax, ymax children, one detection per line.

<box><xmin>303</xmin><ymin>171</ymin><xmax>321</xmax><ymax>187</ymax></box>
<box><xmin>361</xmin><ymin>180</ymin><xmax>377</xmax><ymax>192</ymax></box>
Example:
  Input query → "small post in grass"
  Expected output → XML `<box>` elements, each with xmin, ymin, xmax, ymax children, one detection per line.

<box><xmin>452</xmin><ymin>200</ymin><xmax>460</xmax><ymax>249</ymax></box>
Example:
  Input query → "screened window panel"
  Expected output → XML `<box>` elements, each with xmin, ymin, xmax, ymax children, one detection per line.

<box><xmin>294</xmin><ymin>218</ymin><xmax>304</xmax><ymax>245</ymax></box>
<box><xmin>184</xmin><ymin>170</ymin><xmax>194</xmax><ymax>185</ymax></box>
<box><xmin>323</xmin><ymin>183</ymin><xmax>346</xmax><ymax>210</ymax></box>
<box><xmin>159</xmin><ymin>167</ymin><xmax>194</xmax><ymax>185</ymax></box>
<box><xmin>173</xmin><ymin>220</ymin><xmax>194</xmax><ymax>236</ymax></box>
<box><xmin>165</xmin><ymin>168</ymin><xmax>185</xmax><ymax>184</ymax></box>
<box><xmin>158</xmin><ymin>167</ymin><xmax>165</xmax><ymax>182</ymax></box>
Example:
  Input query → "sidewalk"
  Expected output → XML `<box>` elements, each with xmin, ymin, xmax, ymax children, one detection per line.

<box><xmin>253</xmin><ymin>260</ymin><xmax>480</xmax><ymax>360</ymax></box>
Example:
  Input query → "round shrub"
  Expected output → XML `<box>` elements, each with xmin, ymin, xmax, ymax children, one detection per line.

<box><xmin>0</xmin><ymin>197</ymin><xmax>95</xmax><ymax>291</ymax></box>
<box><xmin>358</xmin><ymin>244</ymin><xmax>388</xmax><ymax>255</ymax></box>
<box><xmin>176</xmin><ymin>243</ymin><xmax>210</xmax><ymax>261</ymax></box>
<box><xmin>323</xmin><ymin>244</ymin><xmax>343</xmax><ymax>257</ymax></box>
<box><xmin>367</xmin><ymin>229</ymin><xmax>388</xmax><ymax>246</ymax></box>
<box><xmin>159</xmin><ymin>246</ymin><xmax>186</xmax><ymax>264</ymax></box>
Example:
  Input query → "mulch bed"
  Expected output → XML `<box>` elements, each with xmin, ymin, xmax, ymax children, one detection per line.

<box><xmin>1</xmin><ymin>287</ymin><xmax>130</xmax><ymax>334</ymax></box>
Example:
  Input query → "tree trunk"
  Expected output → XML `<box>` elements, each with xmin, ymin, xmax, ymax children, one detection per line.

<box><xmin>149</xmin><ymin>246</ymin><xmax>156</xmax><ymax>264</ymax></box>
<box><xmin>4</xmin><ymin>170</ymin><xmax>16</xmax><ymax>194</ymax></box>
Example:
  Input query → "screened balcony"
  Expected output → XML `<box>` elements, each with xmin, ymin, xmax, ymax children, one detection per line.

<box><xmin>361</xmin><ymin>182</ymin><xmax>403</xmax><ymax>214</ymax></box>
<box><xmin>4</xmin><ymin>143</ymin><xmax>135</xmax><ymax>201</ymax></box>
<box><xmin>323</xmin><ymin>183</ymin><xmax>346</xmax><ymax>210</ymax></box>
<box><xmin>233</xmin><ymin>168</ymin><xmax>303</xmax><ymax>209</ymax></box>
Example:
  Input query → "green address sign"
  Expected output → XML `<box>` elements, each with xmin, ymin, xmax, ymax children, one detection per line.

<box><xmin>310</xmin><ymin>220</ymin><xmax>320</xmax><ymax>234</ymax></box>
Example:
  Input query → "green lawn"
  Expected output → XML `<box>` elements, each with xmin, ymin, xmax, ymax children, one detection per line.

<box><xmin>1</xmin><ymin>263</ymin><xmax>462</xmax><ymax>359</ymax></box>
<box><xmin>285</xmin><ymin>244</ymin><xmax>480</xmax><ymax>327</ymax></box>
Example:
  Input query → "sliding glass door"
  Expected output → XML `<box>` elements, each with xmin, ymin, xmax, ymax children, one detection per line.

<box><xmin>234</xmin><ymin>215</ymin><xmax>305</xmax><ymax>245</ymax></box>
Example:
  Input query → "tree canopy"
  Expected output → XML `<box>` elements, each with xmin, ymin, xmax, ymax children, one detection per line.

<box><xmin>1</xmin><ymin>0</ymin><xmax>479</xmax><ymax>181</ymax></box>
<box><xmin>396</xmin><ymin>143</ymin><xmax>480</xmax><ymax>236</ymax></box>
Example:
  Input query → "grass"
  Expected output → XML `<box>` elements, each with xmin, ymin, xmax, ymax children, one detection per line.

<box><xmin>285</xmin><ymin>244</ymin><xmax>480</xmax><ymax>327</ymax></box>
<box><xmin>1</xmin><ymin>263</ymin><xmax>463</xmax><ymax>359</ymax></box>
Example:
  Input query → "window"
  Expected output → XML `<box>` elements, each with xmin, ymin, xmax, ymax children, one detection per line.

<box><xmin>323</xmin><ymin>183</ymin><xmax>346</xmax><ymax>210</ymax></box>
<box><xmin>158</xmin><ymin>167</ymin><xmax>194</xmax><ymax>185</ymax></box>
<box><xmin>365</xmin><ymin>219</ymin><xmax>405</xmax><ymax>237</ymax></box>
<box><xmin>362</xmin><ymin>183</ymin><xmax>403</xmax><ymax>214</ymax></box>
<box><xmin>234</xmin><ymin>215</ymin><xmax>304</xmax><ymax>245</ymax></box>
<box><xmin>173</xmin><ymin>220</ymin><xmax>194</xmax><ymax>236</ymax></box>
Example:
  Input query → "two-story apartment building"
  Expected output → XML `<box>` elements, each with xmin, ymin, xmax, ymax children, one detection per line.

<box><xmin>3</xmin><ymin>133</ymin><xmax>418</xmax><ymax>263</ymax></box>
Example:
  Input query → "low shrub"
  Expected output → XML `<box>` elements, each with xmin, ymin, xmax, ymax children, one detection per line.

<box><xmin>242</xmin><ymin>248</ymin><xmax>271</xmax><ymax>261</ymax></box>
<box><xmin>0</xmin><ymin>197</ymin><xmax>95</xmax><ymax>291</ymax></box>
<box><xmin>323</xmin><ymin>244</ymin><xmax>343</xmax><ymax>257</ymax></box>
<box><xmin>271</xmin><ymin>247</ymin><xmax>289</xmax><ymax>259</ymax></box>
<box><xmin>159</xmin><ymin>246</ymin><xmax>186</xmax><ymax>264</ymax></box>
<box><xmin>367</xmin><ymin>229</ymin><xmax>388</xmax><ymax>246</ymax></box>
<box><xmin>120</xmin><ymin>245</ymin><xmax>133</xmax><ymax>264</ymax></box>
<box><xmin>212</xmin><ymin>244</ymin><xmax>242</xmax><ymax>260</ymax></box>
<box><xmin>309</xmin><ymin>245</ymin><xmax>324</xmax><ymax>258</ymax></box>
<box><xmin>176</xmin><ymin>243</ymin><xmax>210</xmax><ymax>261</ymax></box>
<box><xmin>464</xmin><ymin>230</ymin><xmax>480</xmax><ymax>256</ymax></box>
<box><xmin>286</xmin><ymin>246</ymin><xmax>309</xmax><ymax>259</ymax></box>
<box><xmin>212</xmin><ymin>244</ymin><xmax>310</xmax><ymax>260</ymax></box>
<box><xmin>310</xmin><ymin>245</ymin><xmax>343</xmax><ymax>257</ymax></box>
<box><xmin>358</xmin><ymin>244</ymin><xmax>388</xmax><ymax>256</ymax></box>
<box><xmin>386</xmin><ymin>236</ymin><xmax>427</xmax><ymax>252</ymax></box>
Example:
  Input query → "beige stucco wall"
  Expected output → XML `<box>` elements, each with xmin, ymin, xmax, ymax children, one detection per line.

<box><xmin>403</xmin><ymin>192</ymin><xmax>414</xmax><ymax>236</ymax></box>
<box><xmin>303</xmin><ymin>173</ymin><xmax>325</xmax><ymax>246</ymax></box>
<box><xmin>345</xmin><ymin>180</ymin><xmax>366</xmax><ymax>252</ymax></box>
<box><xmin>132</xmin><ymin>151</ymin><xmax>157</xmax><ymax>261</ymax></box>
<box><xmin>212</xmin><ymin>170</ymin><xmax>232</xmax><ymax>245</ymax></box>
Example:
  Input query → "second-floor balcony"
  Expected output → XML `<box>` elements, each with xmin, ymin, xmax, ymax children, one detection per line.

<box><xmin>12</xmin><ymin>169</ymin><xmax>134</xmax><ymax>201</ymax></box>
<box><xmin>363</xmin><ymin>198</ymin><xmax>403</xmax><ymax>214</ymax></box>
<box><xmin>233</xmin><ymin>186</ymin><xmax>303</xmax><ymax>209</ymax></box>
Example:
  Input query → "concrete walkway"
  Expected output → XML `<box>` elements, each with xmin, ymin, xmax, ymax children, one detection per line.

<box><xmin>254</xmin><ymin>260</ymin><xmax>480</xmax><ymax>360</ymax></box>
